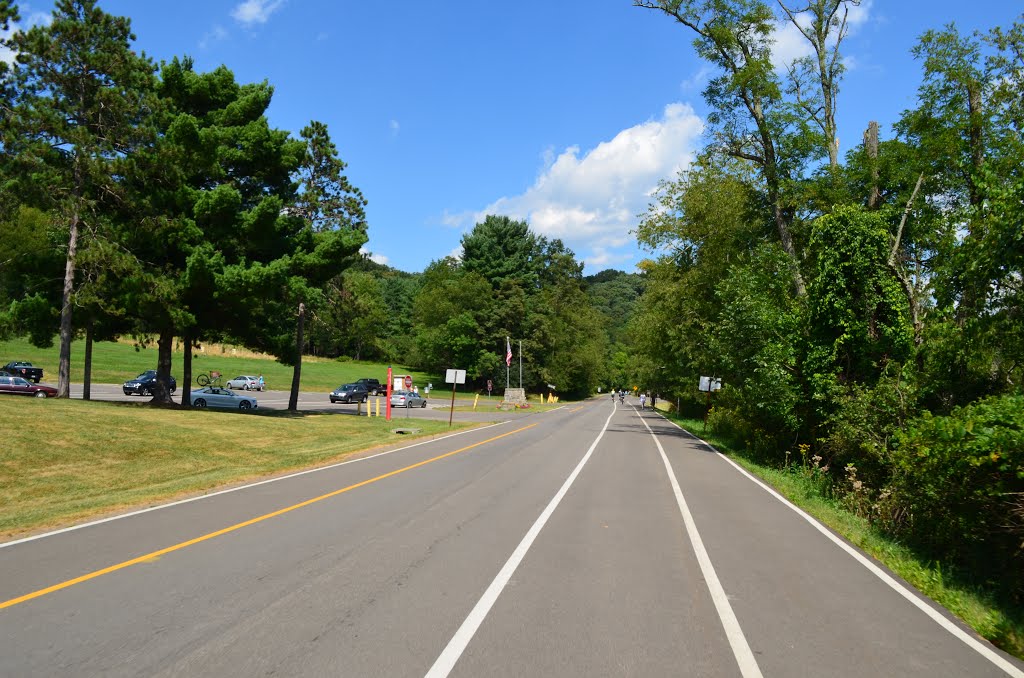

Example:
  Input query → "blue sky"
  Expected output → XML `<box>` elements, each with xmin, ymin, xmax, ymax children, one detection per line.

<box><xmin>5</xmin><ymin>1</ymin><xmax>1022</xmax><ymax>274</ymax></box>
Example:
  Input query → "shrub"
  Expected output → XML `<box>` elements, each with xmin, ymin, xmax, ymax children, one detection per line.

<box><xmin>888</xmin><ymin>395</ymin><xmax>1024</xmax><ymax>593</ymax></box>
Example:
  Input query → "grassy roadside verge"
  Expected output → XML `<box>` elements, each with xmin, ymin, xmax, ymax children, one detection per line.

<box><xmin>0</xmin><ymin>398</ymin><xmax>474</xmax><ymax>541</ymax></box>
<box><xmin>662</xmin><ymin>412</ymin><xmax>1024</xmax><ymax>660</ymax></box>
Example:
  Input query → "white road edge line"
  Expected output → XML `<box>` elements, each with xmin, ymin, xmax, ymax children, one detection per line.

<box><xmin>0</xmin><ymin>422</ymin><xmax>507</xmax><ymax>550</ymax></box>
<box><xmin>424</xmin><ymin>405</ymin><xmax>615</xmax><ymax>678</ymax></box>
<box><xmin>656</xmin><ymin>414</ymin><xmax>1024</xmax><ymax>678</ymax></box>
<box><xmin>635</xmin><ymin>408</ymin><xmax>764</xmax><ymax>678</ymax></box>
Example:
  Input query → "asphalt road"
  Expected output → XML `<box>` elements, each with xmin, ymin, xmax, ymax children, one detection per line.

<box><xmin>2</xmin><ymin>399</ymin><xmax>1022</xmax><ymax>677</ymax></box>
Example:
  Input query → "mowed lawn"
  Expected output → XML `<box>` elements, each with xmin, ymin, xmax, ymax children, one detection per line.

<box><xmin>0</xmin><ymin>397</ymin><xmax>471</xmax><ymax>540</ymax></box>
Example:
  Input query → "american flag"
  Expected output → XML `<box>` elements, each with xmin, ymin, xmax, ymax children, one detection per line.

<box><xmin>506</xmin><ymin>337</ymin><xmax>512</xmax><ymax>367</ymax></box>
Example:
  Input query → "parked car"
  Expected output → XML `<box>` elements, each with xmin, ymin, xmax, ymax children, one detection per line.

<box><xmin>123</xmin><ymin>370</ymin><xmax>177</xmax><ymax>396</ymax></box>
<box><xmin>355</xmin><ymin>378</ymin><xmax>383</xmax><ymax>395</ymax></box>
<box><xmin>390</xmin><ymin>390</ymin><xmax>427</xmax><ymax>408</ymax></box>
<box><xmin>330</xmin><ymin>383</ymin><xmax>368</xmax><ymax>404</ymax></box>
<box><xmin>0</xmin><ymin>375</ymin><xmax>58</xmax><ymax>398</ymax></box>
<box><xmin>2</xmin><ymin>361</ymin><xmax>43</xmax><ymax>383</ymax></box>
<box><xmin>190</xmin><ymin>386</ymin><xmax>258</xmax><ymax>410</ymax></box>
<box><xmin>226</xmin><ymin>375</ymin><xmax>260</xmax><ymax>390</ymax></box>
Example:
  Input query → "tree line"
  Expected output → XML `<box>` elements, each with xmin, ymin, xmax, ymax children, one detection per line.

<box><xmin>631</xmin><ymin>1</ymin><xmax>1024</xmax><ymax>608</ymax></box>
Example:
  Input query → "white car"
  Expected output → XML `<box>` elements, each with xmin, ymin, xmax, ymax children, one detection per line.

<box><xmin>190</xmin><ymin>386</ymin><xmax>258</xmax><ymax>411</ymax></box>
<box><xmin>226</xmin><ymin>375</ymin><xmax>260</xmax><ymax>390</ymax></box>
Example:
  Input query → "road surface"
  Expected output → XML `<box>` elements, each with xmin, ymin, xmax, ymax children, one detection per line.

<box><xmin>1</xmin><ymin>399</ymin><xmax>1021</xmax><ymax>677</ymax></box>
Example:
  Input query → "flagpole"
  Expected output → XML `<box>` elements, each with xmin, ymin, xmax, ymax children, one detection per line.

<box><xmin>506</xmin><ymin>336</ymin><xmax>510</xmax><ymax>388</ymax></box>
<box><xmin>519</xmin><ymin>340</ymin><xmax>522</xmax><ymax>388</ymax></box>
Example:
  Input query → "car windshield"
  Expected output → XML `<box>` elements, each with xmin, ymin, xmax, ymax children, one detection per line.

<box><xmin>136</xmin><ymin>371</ymin><xmax>155</xmax><ymax>379</ymax></box>
<box><xmin>339</xmin><ymin>384</ymin><xmax>356</xmax><ymax>390</ymax></box>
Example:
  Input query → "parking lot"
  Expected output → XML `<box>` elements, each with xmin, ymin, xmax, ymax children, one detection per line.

<box><xmin>67</xmin><ymin>383</ymin><xmax>536</xmax><ymax>423</ymax></box>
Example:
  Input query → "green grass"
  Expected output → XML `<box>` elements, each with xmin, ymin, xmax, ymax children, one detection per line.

<box><xmin>661</xmin><ymin>411</ymin><xmax>1024</xmax><ymax>660</ymax></box>
<box><xmin>0</xmin><ymin>397</ymin><xmax>472</xmax><ymax>540</ymax></box>
<box><xmin>0</xmin><ymin>336</ymin><xmax>447</xmax><ymax>393</ymax></box>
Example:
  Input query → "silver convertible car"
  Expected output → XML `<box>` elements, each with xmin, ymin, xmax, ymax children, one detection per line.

<box><xmin>190</xmin><ymin>386</ymin><xmax>258</xmax><ymax>411</ymax></box>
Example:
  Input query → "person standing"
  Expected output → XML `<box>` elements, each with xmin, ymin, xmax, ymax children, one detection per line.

<box><xmin>258</xmin><ymin>374</ymin><xmax>265</xmax><ymax>391</ymax></box>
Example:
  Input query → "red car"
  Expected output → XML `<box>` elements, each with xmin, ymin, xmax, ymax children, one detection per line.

<box><xmin>0</xmin><ymin>375</ymin><xmax>58</xmax><ymax>398</ymax></box>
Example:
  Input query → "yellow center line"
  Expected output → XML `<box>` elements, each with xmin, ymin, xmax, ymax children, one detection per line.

<box><xmin>1</xmin><ymin>423</ymin><xmax>538</xmax><ymax>611</ymax></box>
<box><xmin>569</xmin><ymin>406</ymin><xmax>585</xmax><ymax>413</ymax></box>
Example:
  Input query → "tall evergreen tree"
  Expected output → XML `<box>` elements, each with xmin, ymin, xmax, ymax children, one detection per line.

<box><xmin>3</xmin><ymin>0</ymin><xmax>156</xmax><ymax>396</ymax></box>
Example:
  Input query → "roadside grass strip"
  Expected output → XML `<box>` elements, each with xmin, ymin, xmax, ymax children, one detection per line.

<box><xmin>0</xmin><ymin>423</ymin><xmax>536</xmax><ymax>611</ymax></box>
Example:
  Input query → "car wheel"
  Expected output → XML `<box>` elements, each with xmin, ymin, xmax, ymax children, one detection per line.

<box><xmin>34</xmin><ymin>390</ymin><xmax>48</xmax><ymax>398</ymax></box>
<box><xmin>194</xmin><ymin>398</ymin><xmax>207</xmax><ymax>408</ymax></box>
<box><xmin>141</xmin><ymin>387</ymin><xmax>151</xmax><ymax>396</ymax></box>
<box><xmin>240</xmin><ymin>401</ymin><xmax>251</xmax><ymax>410</ymax></box>
<box><xmin>421</xmin><ymin>400</ymin><xmax>427</xmax><ymax>408</ymax></box>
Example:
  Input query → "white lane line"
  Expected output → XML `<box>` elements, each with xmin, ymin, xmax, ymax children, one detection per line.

<box><xmin>657</xmin><ymin>414</ymin><xmax>1024</xmax><ymax>678</ymax></box>
<box><xmin>424</xmin><ymin>406</ymin><xmax>616</xmax><ymax>678</ymax></box>
<box><xmin>635</xmin><ymin>411</ymin><xmax>764</xmax><ymax>678</ymax></box>
<box><xmin>0</xmin><ymin>422</ymin><xmax>507</xmax><ymax>550</ymax></box>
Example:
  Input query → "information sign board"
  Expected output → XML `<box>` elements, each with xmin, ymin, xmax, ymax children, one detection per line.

<box><xmin>445</xmin><ymin>369</ymin><xmax>467</xmax><ymax>384</ymax></box>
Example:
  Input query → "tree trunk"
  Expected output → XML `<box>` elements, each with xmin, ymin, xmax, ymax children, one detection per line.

<box><xmin>773</xmin><ymin>203</ymin><xmax>807</xmax><ymax>298</ymax></box>
<box><xmin>182</xmin><ymin>330</ymin><xmax>193</xmax><ymax>408</ymax></box>
<box><xmin>288</xmin><ymin>302</ymin><xmax>305</xmax><ymax>412</ymax></box>
<box><xmin>57</xmin><ymin>211</ymin><xmax>79</xmax><ymax>398</ymax></box>
<box><xmin>967</xmin><ymin>80</ymin><xmax>984</xmax><ymax>207</ymax></box>
<box><xmin>154</xmin><ymin>329</ymin><xmax>174</xmax><ymax>404</ymax></box>
<box><xmin>864</xmin><ymin>121</ymin><xmax>881</xmax><ymax>210</ymax></box>
<box><xmin>83</xmin><ymin>320</ymin><xmax>93</xmax><ymax>401</ymax></box>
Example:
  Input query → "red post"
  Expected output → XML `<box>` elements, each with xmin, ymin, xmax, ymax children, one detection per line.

<box><xmin>386</xmin><ymin>366</ymin><xmax>393</xmax><ymax>421</ymax></box>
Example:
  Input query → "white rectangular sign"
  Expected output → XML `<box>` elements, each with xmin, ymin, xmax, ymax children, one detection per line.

<box><xmin>699</xmin><ymin>376</ymin><xmax>722</xmax><ymax>392</ymax></box>
<box><xmin>445</xmin><ymin>369</ymin><xmax>466</xmax><ymax>384</ymax></box>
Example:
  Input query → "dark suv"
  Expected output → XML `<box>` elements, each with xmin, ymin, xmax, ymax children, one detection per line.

<box><xmin>355</xmin><ymin>378</ymin><xmax>382</xmax><ymax>395</ymax></box>
<box><xmin>123</xmin><ymin>370</ymin><xmax>177</xmax><ymax>396</ymax></box>
<box><xmin>330</xmin><ymin>383</ymin><xmax>368</xmax><ymax>404</ymax></box>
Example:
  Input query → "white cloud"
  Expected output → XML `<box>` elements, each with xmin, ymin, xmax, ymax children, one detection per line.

<box><xmin>681</xmin><ymin>65</ymin><xmax>714</xmax><ymax>92</ymax></box>
<box><xmin>461</xmin><ymin>102</ymin><xmax>704</xmax><ymax>270</ymax></box>
<box><xmin>360</xmin><ymin>247</ymin><xmax>389</xmax><ymax>266</ymax></box>
<box><xmin>231</xmin><ymin>0</ymin><xmax>286</xmax><ymax>26</ymax></box>
<box><xmin>198</xmin><ymin>25</ymin><xmax>228</xmax><ymax>50</ymax></box>
<box><xmin>389</xmin><ymin>119</ymin><xmax>400</xmax><ymax>137</ymax></box>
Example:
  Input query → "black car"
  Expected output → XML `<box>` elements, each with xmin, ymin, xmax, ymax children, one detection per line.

<box><xmin>355</xmin><ymin>378</ymin><xmax>382</xmax><ymax>395</ymax></box>
<box><xmin>123</xmin><ymin>370</ymin><xmax>177</xmax><ymax>396</ymax></box>
<box><xmin>330</xmin><ymin>383</ymin><xmax>368</xmax><ymax>404</ymax></box>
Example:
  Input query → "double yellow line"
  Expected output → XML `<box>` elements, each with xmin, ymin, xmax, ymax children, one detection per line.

<box><xmin>1</xmin><ymin>423</ymin><xmax>537</xmax><ymax>611</ymax></box>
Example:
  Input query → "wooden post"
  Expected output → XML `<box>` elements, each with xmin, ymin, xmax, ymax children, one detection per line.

<box><xmin>449</xmin><ymin>383</ymin><xmax>457</xmax><ymax>427</ymax></box>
